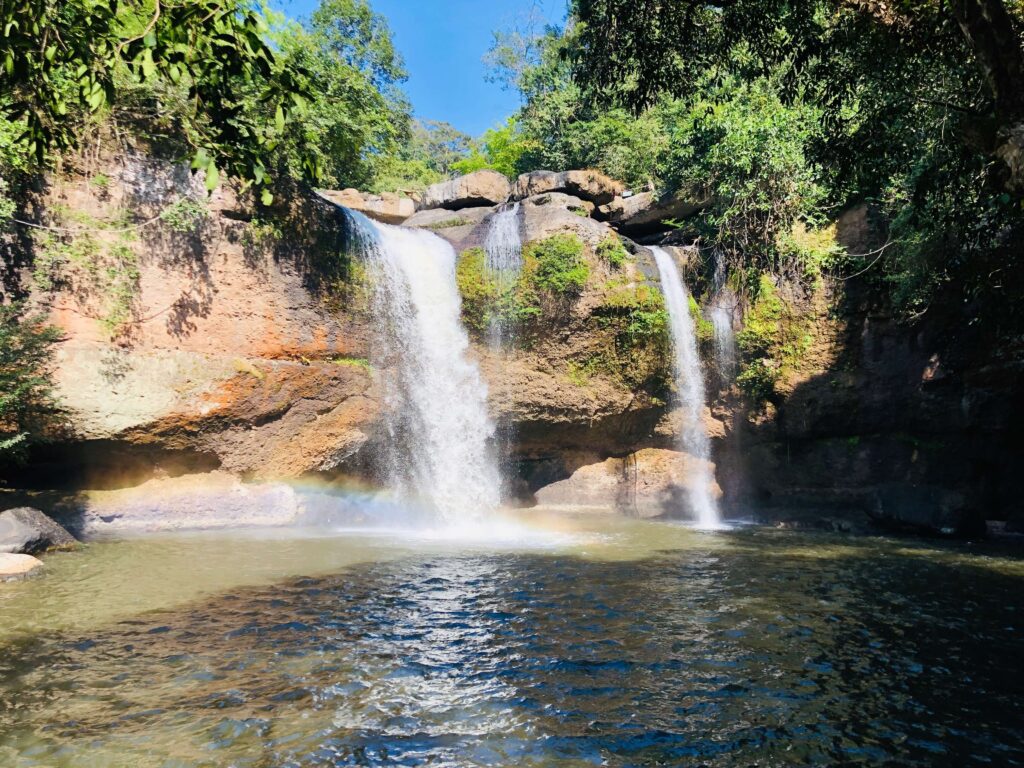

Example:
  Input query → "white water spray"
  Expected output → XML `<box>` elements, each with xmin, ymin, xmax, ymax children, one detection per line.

<box><xmin>484</xmin><ymin>202</ymin><xmax>522</xmax><ymax>276</ymax></box>
<box><xmin>347</xmin><ymin>211</ymin><xmax>501</xmax><ymax>524</ymax></box>
<box><xmin>650</xmin><ymin>247</ymin><xmax>721</xmax><ymax>527</ymax></box>
<box><xmin>707</xmin><ymin>252</ymin><xmax>739</xmax><ymax>381</ymax></box>
<box><xmin>483</xmin><ymin>202</ymin><xmax>522</xmax><ymax>348</ymax></box>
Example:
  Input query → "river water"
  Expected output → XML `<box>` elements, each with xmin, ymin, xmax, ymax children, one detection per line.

<box><xmin>1</xmin><ymin>515</ymin><xmax>1022</xmax><ymax>767</ymax></box>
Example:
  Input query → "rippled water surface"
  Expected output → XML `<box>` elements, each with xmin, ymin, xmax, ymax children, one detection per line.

<box><xmin>2</xmin><ymin>515</ymin><xmax>1023</xmax><ymax>767</ymax></box>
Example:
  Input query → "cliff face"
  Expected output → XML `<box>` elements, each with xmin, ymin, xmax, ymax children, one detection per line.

<box><xmin>4</xmin><ymin>159</ymin><xmax>1021</xmax><ymax>535</ymax></box>
<box><xmin>731</xmin><ymin>277</ymin><xmax>1024</xmax><ymax>534</ymax></box>
<box><xmin>8</xmin><ymin>153</ymin><xmax>378</xmax><ymax>488</ymax></box>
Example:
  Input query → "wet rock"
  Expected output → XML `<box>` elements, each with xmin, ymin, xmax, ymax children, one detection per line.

<box><xmin>599</xmin><ymin>191</ymin><xmax>707</xmax><ymax>235</ymax></box>
<box><xmin>512</xmin><ymin>170</ymin><xmax>623</xmax><ymax>206</ymax></box>
<box><xmin>534</xmin><ymin>448</ymin><xmax>723</xmax><ymax>519</ymax></box>
<box><xmin>73</xmin><ymin>472</ymin><xmax>305</xmax><ymax>535</ymax></box>
<box><xmin>419</xmin><ymin>170</ymin><xmax>511</xmax><ymax>210</ymax></box>
<box><xmin>0</xmin><ymin>553</ymin><xmax>44</xmax><ymax>581</ymax></box>
<box><xmin>868</xmin><ymin>482</ymin><xmax>982</xmax><ymax>536</ymax></box>
<box><xmin>0</xmin><ymin>507</ymin><xmax>78</xmax><ymax>555</ymax></box>
<box><xmin>318</xmin><ymin>188</ymin><xmax>415</xmax><ymax>225</ymax></box>
<box><xmin>403</xmin><ymin>205</ymin><xmax>495</xmax><ymax>248</ymax></box>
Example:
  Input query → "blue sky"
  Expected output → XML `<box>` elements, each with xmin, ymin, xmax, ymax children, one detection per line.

<box><xmin>272</xmin><ymin>0</ymin><xmax>568</xmax><ymax>136</ymax></box>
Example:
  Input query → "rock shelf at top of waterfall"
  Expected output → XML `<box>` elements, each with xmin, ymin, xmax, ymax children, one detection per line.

<box><xmin>341</xmin><ymin>208</ymin><xmax>501</xmax><ymax>524</ymax></box>
<box><xmin>650</xmin><ymin>247</ymin><xmax>722</xmax><ymax>528</ymax></box>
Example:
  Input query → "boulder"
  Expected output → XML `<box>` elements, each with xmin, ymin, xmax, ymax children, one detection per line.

<box><xmin>403</xmin><ymin>205</ymin><xmax>496</xmax><ymax>248</ymax></box>
<box><xmin>599</xmin><ymin>191</ymin><xmax>707</xmax><ymax>235</ymax></box>
<box><xmin>522</xmin><ymin>191</ymin><xmax>595</xmax><ymax>216</ymax></box>
<box><xmin>534</xmin><ymin>448</ymin><xmax>723</xmax><ymax>519</ymax></box>
<box><xmin>419</xmin><ymin>170</ymin><xmax>511</xmax><ymax>210</ymax></box>
<box><xmin>512</xmin><ymin>170</ymin><xmax>624</xmax><ymax>206</ymax></box>
<box><xmin>318</xmin><ymin>188</ymin><xmax>415</xmax><ymax>225</ymax></box>
<box><xmin>0</xmin><ymin>553</ymin><xmax>44</xmax><ymax>581</ymax></box>
<box><xmin>74</xmin><ymin>472</ymin><xmax>305</xmax><ymax>536</ymax></box>
<box><xmin>0</xmin><ymin>507</ymin><xmax>77</xmax><ymax>555</ymax></box>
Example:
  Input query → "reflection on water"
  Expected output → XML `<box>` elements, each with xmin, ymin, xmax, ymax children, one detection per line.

<box><xmin>1</xmin><ymin>520</ymin><xmax>1023</xmax><ymax>767</ymax></box>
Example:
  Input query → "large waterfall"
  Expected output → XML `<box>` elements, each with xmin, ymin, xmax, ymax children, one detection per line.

<box><xmin>650</xmin><ymin>247</ymin><xmax>721</xmax><ymax>527</ymax></box>
<box><xmin>483</xmin><ymin>202</ymin><xmax>522</xmax><ymax>348</ymax></box>
<box><xmin>346</xmin><ymin>210</ymin><xmax>501</xmax><ymax>523</ymax></box>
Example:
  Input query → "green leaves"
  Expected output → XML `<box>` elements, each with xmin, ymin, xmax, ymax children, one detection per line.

<box><xmin>0</xmin><ymin>0</ymin><xmax>315</xmax><ymax>197</ymax></box>
<box><xmin>0</xmin><ymin>304</ymin><xmax>62</xmax><ymax>460</ymax></box>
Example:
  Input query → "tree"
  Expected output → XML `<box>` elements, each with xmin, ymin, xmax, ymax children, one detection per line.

<box><xmin>570</xmin><ymin>0</ymin><xmax>1024</xmax><ymax>191</ymax></box>
<box><xmin>413</xmin><ymin>121</ymin><xmax>474</xmax><ymax>177</ymax></box>
<box><xmin>452</xmin><ymin>119</ymin><xmax>535</xmax><ymax>179</ymax></box>
<box><xmin>482</xmin><ymin>3</ymin><xmax>550</xmax><ymax>94</ymax></box>
<box><xmin>0</xmin><ymin>0</ymin><xmax>317</xmax><ymax>197</ymax></box>
<box><xmin>0</xmin><ymin>305</ymin><xmax>61</xmax><ymax>459</ymax></box>
<box><xmin>264</xmin><ymin>0</ymin><xmax>410</xmax><ymax>190</ymax></box>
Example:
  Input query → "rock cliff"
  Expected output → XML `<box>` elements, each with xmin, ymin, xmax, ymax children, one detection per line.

<box><xmin>3</xmin><ymin>158</ymin><xmax>1021</xmax><ymax>536</ymax></box>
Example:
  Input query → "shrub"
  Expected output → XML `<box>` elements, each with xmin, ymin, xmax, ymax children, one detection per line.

<box><xmin>0</xmin><ymin>305</ymin><xmax>62</xmax><ymax>459</ymax></box>
<box><xmin>689</xmin><ymin>294</ymin><xmax>714</xmax><ymax>345</ymax></box>
<box><xmin>425</xmin><ymin>217</ymin><xmax>469</xmax><ymax>230</ymax></box>
<box><xmin>526</xmin><ymin>234</ymin><xmax>588</xmax><ymax>295</ymax></box>
<box><xmin>777</xmin><ymin>221</ymin><xmax>844</xmax><ymax>286</ymax></box>
<box><xmin>596</xmin><ymin>235</ymin><xmax>628</xmax><ymax>268</ymax></box>
<box><xmin>159</xmin><ymin>197</ymin><xmax>209</xmax><ymax>234</ymax></box>
<box><xmin>736</xmin><ymin>275</ymin><xmax>784</xmax><ymax>359</ymax></box>
<box><xmin>736</xmin><ymin>358</ymin><xmax>779</xmax><ymax>403</ymax></box>
<box><xmin>594</xmin><ymin>279</ymin><xmax>672</xmax><ymax>391</ymax></box>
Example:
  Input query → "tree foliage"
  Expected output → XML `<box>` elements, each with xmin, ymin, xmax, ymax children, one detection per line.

<box><xmin>570</xmin><ymin>0</ymin><xmax>1024</xmax><ymax>192</ymax></box>
<box><xmin>0</xmin><ymin>305</ymin><xmax>61</xmax><ymax>458</ymax></box>
<box><xmin>0</xmin><ymin>0</ymin><xmax>319</xmax><ymax>197</ymax></box>
<box><xmin>262</xmin><ymin>0</ymin><xmax>409</xmax><ymax>191</ymax></box>
<box><xmin>560</xmin><ymin>0</ymin><xmax>1024</xmax><ymax>325</ymax></box>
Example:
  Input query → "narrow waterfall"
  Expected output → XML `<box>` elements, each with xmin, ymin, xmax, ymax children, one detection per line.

<box><xmin>345</xmin><ymin>210</ymin><xmax>501</xmax><ymax>523</ymax></box>
<box><xmin>650</xmin><ymin>247</ymin><xmax>721</xmax><ymax>527</ymax></box>
<box><xmin>482</xmin><ymin>201</ymin><xmax>522</xmax><ymax>348</ymax></box>
<box><xmin>707</xmin><ymin>252</ymin><xmax>738</xmax><ymax>382</ymax></box>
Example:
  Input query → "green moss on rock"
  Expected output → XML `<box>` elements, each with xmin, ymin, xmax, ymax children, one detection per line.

<box><xmin>455</xmin><ymin>247</ymin><xmax>540</xmax><ymax>333</ymax></box>
<box><xmin>736</xmin><ymin>274</ymin><xmax>814</xmax><ymax>403</ymax></box>
<box><xmin>592</xmin><ymin>278</ymin><xmax>672</xmax><ymax>392</ymax></box>
<box><xmin>526</xmin><ymin>234</ymin><xmax>589</xmax><ymax>295</ymax></box>
<box><xmin>596</xmin><ymin>235</ymin><xmax>628</xmax><ymax>268</ymax></box>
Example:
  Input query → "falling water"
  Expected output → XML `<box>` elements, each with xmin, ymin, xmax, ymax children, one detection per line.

<box><xmin>483</xmin><ymin>202</ymin><xmax>522</xmax><ymax>348</ymax></box>
<box><xmin>650</xmin><ymin>247</ymin><xmax>721</xmax><ymax>527</ymax></box>
<box><xmin>707</xmin><ymin>252</ymin><xmax>738</xmax><ymax>382</ymax></box>
<box><xmin>344</xmin><ymin>210</ymin><xmax>501</xmax><ymax>523</ymax></box>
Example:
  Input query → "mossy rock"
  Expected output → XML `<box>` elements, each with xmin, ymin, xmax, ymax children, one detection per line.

<box><xmin>455</xmin><ymin>233</ymin><xmax>590</xmax><ymax>336</ymax></box>
<box><xmin>591</xmin><ymin>276</ymin><xmax>672</xmax><ymax>392</ymax></box>
<box><xmin>736</xmin><ymin>274</ymin><xmax>815</xmax><ymax>402</ymax></box>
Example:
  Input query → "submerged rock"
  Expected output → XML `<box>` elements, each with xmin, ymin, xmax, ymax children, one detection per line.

<box><xmin>0</xmin><ymin>507</ymin><xmax>77</xmax><ymax>555</ymax></box>
<box><xmin>419</xmin><ymin>170</ymin><xmax>511</xmax><ymax>210</ymax></box>
<box><xmin>0</xmin><ymin>553</ymin><xmax>44</xmax><ymax>581</ymax></box>
<box><xmin>318</xmin><ymin>188</ymin><xmax>415</xmax><ymax>225</ymax></box>
<box><xmin>512</xmin><ymin>170</ymin><xmax>623</xmax><ymax>206</ymax></box>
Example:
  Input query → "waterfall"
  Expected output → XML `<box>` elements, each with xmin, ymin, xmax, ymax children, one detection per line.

<box><xmin>483</xmin><ymin>202</ymin><xmax>522</xmax><ymax>348</ymax></box>
<box><xmin>707</xmin><ymin>252</ymin><xmax>738</xmax><ymax>382</ymax></box>
<box><xmin>650</xmin><ymin>247</ymin><xmax>721</xmax><ymax>527</ymax></box>
<box><xmin>345</xmin><ymin>209</ymin><xmax>501</xmax><ymax>523</ymax></box>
